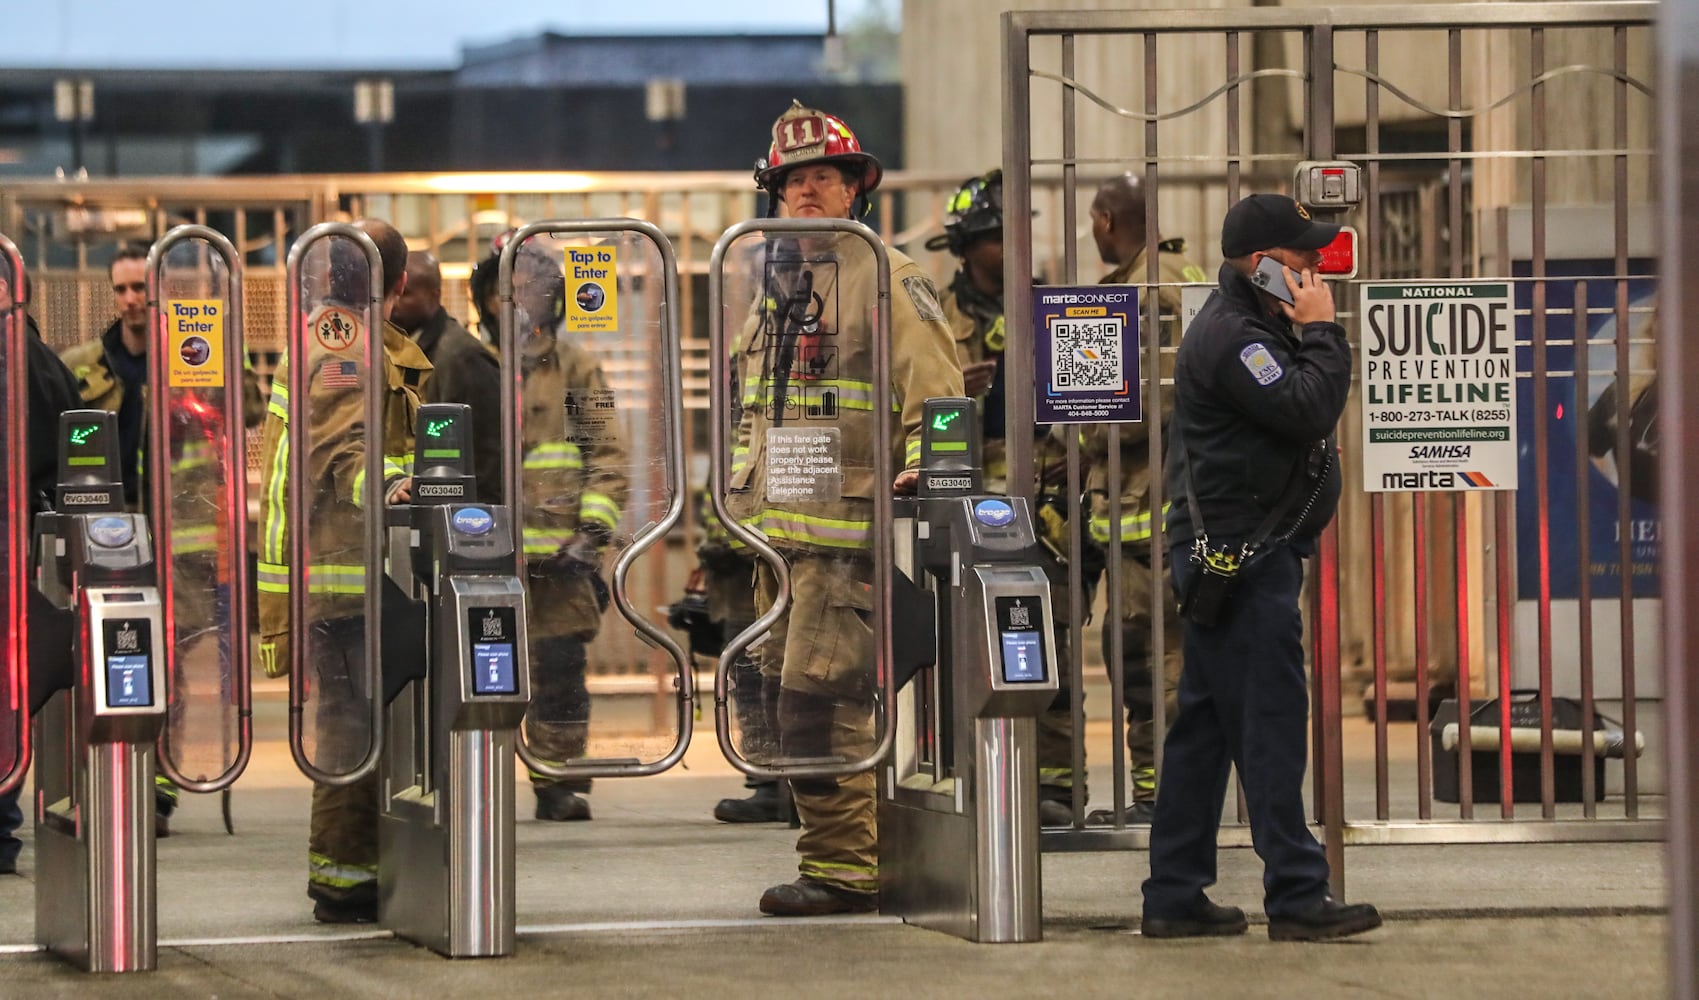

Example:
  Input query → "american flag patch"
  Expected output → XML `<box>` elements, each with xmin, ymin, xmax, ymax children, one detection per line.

<box><xmin>320</xmin><ymin>361</ymin><xmax>359</xmax><ymax>388</ymax></box>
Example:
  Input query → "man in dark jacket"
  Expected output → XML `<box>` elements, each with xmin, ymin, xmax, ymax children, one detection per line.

<box><xmin>394</xmin><ymin>251</ymin><xmax>504</xmax><ymax>503</ymax></box>
<box><xmin>1139</xmin><ymin>194</ymin><xmax>1380</xmax><ymax>942</ymax></box>
<box><xmin>0</xmin><ymin>267</ymin><xmax>83</xmax><ymax>874</ymax></box>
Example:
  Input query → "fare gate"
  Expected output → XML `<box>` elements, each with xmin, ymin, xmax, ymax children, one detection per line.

<box><xmin>277</xmin><ymin>218</ymin><xmax>691</xmax><ymax>957</ymax></box>
<box><xmin>999</xmin><ymin>2</ymin><xmax>1661</xmax><ymax>891</ymax></box>
<box><xmin>6</xmin><ymin>226</ymin><xmax>253</xmax><ymax>972</ymax></box>
<box><xmin>707</xmin><ymin>219</ymin><xmax>1056</xmax><ymax>942</ymax></box>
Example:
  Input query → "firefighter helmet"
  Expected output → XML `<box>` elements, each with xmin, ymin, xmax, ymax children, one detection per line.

<box><xmin>925</xmin><ymin>169</ymin><xmax>1005</xmax><ymax>254</ymax></box>
<box><xmin>754</xmin><ymin>99</ymin><xmax>883</xmax><ymax>198</ymax></box>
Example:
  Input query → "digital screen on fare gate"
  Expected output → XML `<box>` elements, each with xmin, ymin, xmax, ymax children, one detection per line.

<box><xmin>103</xmin><ymin>619</ymin><xmax>154</xmax><ymax>708</ymax></box>
<box><xmin>467</xmin><ymin>607</ymin><xmax>519</xmax><ymax>696</ymax></box>
<box><xmin>65</xmin><ymin>420</ymin><xmax>109</xmax><ymax>471</ymax></box>
<box><xmin>994</xmin><ymin>596</ymin><xmax>1047</xmax><ymax>684</ymax></box>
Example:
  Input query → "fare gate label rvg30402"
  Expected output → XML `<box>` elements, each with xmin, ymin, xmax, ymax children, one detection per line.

<box><xmin>1359</xmin><ymin>281</ymin><xmax>1518</xmax><ymax>493</ymax></box>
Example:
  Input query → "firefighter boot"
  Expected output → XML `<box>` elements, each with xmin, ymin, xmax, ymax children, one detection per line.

<box><xmin>714</xmin><ymin>780</ymin><xmax>798</xmax><ymax>825</ymax></box>
<box><xmin>759</xmin><ymin>878</ymin><xmax>878</xmax><ymax>917</ymax></box>
<box><xmin>534</xmin><ymin>783</ymin><xmax>592</xmax><ymax>822</ymax></box>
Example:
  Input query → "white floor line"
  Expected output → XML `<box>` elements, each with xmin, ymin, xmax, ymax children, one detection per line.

<box><xmin>517</xmin><ymin>915</ymin><xmax>905</xmax><ymax>934</ymax></box>
<box><xmin>166</xmin><ymin>929</ymin><xmax>396</xmax><ymax>947</ymax></box>
<box><xmin>0</xmin><ymin>917</ymin><xmax>903</xmax><ymax>956</ymax></box>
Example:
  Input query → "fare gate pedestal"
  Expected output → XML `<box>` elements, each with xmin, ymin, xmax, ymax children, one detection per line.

<box><xmin>33</xmin><ymin>411</ymin><xmax>168</xmax><ymax>972</ymax></box>
<box><xmin>881</xmin><ymin>398</ymin><xmax>1058</xmax><ymax>943</ymax></box>
<box><xmin>379</xmin><ymin>404</ymin><xmax>530</xmax><ymax>958</ymax></box>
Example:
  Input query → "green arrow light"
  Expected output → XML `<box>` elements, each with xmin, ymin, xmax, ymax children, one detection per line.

<box><xmin>425</xmin><ymin>418</ymin><xmax>454</xmax><ymax>438</ymax></box>
<box><xmin>70</xmin><ymin>425</ymin><xmax>97</xmax><ymax>445</ymax></box>
<box><xmin>931</xmin><ymin>410</ymin><xmax>962</xmax><ymax>432</ymax></box>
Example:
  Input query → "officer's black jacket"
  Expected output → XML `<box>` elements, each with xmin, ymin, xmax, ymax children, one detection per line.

<box><xmin>1163</xmin><ymin>262</ymin><xmax>1350</xmax><ymax>548</ymax></box>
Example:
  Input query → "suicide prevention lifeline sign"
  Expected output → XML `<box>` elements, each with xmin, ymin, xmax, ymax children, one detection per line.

<box><xmin>1360</xmin><ymin>281</ymin><xmax>1518</xmax><ymax>492</ymax></box>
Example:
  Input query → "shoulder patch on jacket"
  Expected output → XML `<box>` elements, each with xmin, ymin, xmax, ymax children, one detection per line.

<box><xmin>901</xmin><ymin>275</ymin><xmax>946</xmax><ymax>324</ymax></box>
<box><xmin>1239</xmin><ymin>343</ymin><xmax>1284</xmax><ymax>385</ymax></box>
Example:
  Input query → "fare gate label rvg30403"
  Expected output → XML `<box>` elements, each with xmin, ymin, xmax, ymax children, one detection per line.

<box><xmin>1360</xmin><ymin>281</ymin><xmax>1518</xmax><ymax>493</ymax></box>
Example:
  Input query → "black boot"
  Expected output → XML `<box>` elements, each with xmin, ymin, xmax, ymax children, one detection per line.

<box><xmin>534</xmin><ymin>784</ymin><xmax>592</xmax><ymax>822</ymax></box>
<box><xmin>713</xmin><ymin>780</ymin><xmax>795</xmax><ymax>824</ymax></box>
<box><xmin>758</xmin><ymin>879</ymin><xmax>877</xmax><ymax>916</ymax></box>
<box><xmin>1268</xmin><ymin>896</ymin><xmax>1383</xmax><ymax>942</ymax></box>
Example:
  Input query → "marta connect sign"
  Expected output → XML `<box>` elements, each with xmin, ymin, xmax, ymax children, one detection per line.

<box><xmin>1359</xmin><ymin>281</ymin><xmax>1518</xmax><ymax>492</ymax></box>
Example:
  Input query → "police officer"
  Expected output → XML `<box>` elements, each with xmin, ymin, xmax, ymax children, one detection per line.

<box><xmin>257</xmin><ymin>218</ymin><xmax>432</xmax><ymax>923</ymax></box>
<box><xmin>471</xmin><ymin>239</ymin><xmax>629</xmax><ymax>823</ymax></box>
<box><xmin>733</xmin><ymin>100</ymin><xmax>963</xmax><ymax>915</ymax></box>
<box><xmin>1050</xmin><ymin>172</ymin><xmax>1209</xmax><ymax>826</ymax></box>
<box><xmin>0</xmin><ymin>266</ymin><xmax>82</xmax><ymax>874</ymax></box>
<box><xmin>1139</xmin><ymin>194</ymin><xmax>1379</xmax><ymax>941</ymax></box>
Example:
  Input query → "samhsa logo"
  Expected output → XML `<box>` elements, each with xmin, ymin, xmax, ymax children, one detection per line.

<box><xmin>1409</xmin><ymin>445</ymin><xmax>1472</xmax><ymax>459</ymax></box>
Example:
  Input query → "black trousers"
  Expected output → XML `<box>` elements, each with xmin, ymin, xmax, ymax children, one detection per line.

<box><xmin>1141</xmin><ymin>542</ymin><xmax>1330</xmax><ymax>919</ymax></box>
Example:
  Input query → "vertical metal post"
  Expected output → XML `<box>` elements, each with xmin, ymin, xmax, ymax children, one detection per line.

<box><xmin>1446</xmin><ymin>27</ymin><xmax>1474</xmax><ymax>821</ymax></box>
<box><xmin>1364</xmin><ymin>28</ymin><xmax>1390</xmax><ymax>822</ymax></box>
<box><xmin>1528</xmin><ymin>26</ymin><xmax>1556</xmax><ymax>820</ymax></box>
<box><xmin>1573</xmin><ymin>281</ymin><xmax>1597</xmax><ymax>816</ymax></box>
<box><xmin>1060</xmin><ymin>33</ymin><xmax>1089</xmax><ymax>828</ymax></box>
<box><xmin>975</xmin><ymin>717</ymin><xmax>1041</xmax><ymax>941</ymax></box>
<box><xmin>1002</xmin><ymin>11</ymin><xmax>1036</xmax><ymax>504</ymax></box>
<box><xmin>1613</xmin><ymin>20</ymin><xmax>1640</xmax><ymax>820</ymax></box>
<box><xmin>1304</xmin><ymin>18</ymin><xmax>1345</xmax><ymax>897</ymax></box>
<box><xmin>84</xmin><ymin>742</ymin><xmax>157</xmax><ymax>972</ymax></box>
<box><xmin>1660</xmin><ymin>1</ymin><xmax>1699</xmax><ymax>993</ymax></box>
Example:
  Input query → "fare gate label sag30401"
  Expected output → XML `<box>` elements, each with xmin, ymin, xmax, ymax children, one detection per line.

<box><xmin>1360</xmin><ymin>281</ymin><xmax>1518</xmax><ymax>492</ymax></box>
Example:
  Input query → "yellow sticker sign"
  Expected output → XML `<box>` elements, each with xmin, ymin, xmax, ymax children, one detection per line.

<box><xmin>564</xmin><ymin>246</ymin><xmax>618</xmax><ymax>333</ymax></box>
<box><xmin>166</xmin><ymin>299</ymin><xmax>226</xmax><ymax>388</ymax></box>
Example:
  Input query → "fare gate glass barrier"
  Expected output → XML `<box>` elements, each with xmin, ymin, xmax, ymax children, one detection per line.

<box><xmin>280</xmin><ymin>225</ymin><xmax>389</xmax><ymax>785</ymax></box>
<box><xmin>708</xmin><ymin>218</ymin><xmax>898</xmax><ymax>781</ymax></box>
<box><xmin>0</xmin><ymin>239</ymin><xmax>27</xmax><ymax>796</ymax></box>
<box><xmin>500</xmin><ymin>222</ymin><xmax>692</xmax><ymax>779</ymax></box>
<box><xmin>148</xmin><ymin>227</ymin><xmax>254</xmax><ymax>792</ymax></box>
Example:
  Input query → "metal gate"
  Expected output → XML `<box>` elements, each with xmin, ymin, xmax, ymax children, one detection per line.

<box><xmin>1001</xmin><ymin>2</ymin><xmax>1660</xmax><ymax>889</ymax></box>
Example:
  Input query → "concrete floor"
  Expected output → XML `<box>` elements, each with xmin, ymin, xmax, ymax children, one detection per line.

<box><xmin>0</xmin><ymin>696</ymin><xmax>1674</xmax><ymax>997</ymax></box>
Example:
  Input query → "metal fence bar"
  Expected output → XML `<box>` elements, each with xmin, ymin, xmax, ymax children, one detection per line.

<box><xmin>1614</xmin><ymin>21</ymin><xmax>1642</xmax><ymax>822</ymax></box>
<box><xmin>1573</xmin><ymin>280</ymin><xmax>1598</xmax><ymax>818</ymax></box>
<box><xmin>1528</xmin><ymin>25</ymin><xmax>1557</xmax><ymax>820</ymax></box>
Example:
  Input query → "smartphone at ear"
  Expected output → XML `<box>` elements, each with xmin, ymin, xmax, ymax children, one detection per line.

<box><xmin>1250</xmin><ymin>255</ymin><xmax>1299</xmax><ymax>305</ymax></box>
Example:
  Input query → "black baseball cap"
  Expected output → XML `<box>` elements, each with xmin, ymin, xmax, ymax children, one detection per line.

<box><xmin>1220</xmin><ymin>194</ymin><xmax>1341</xmax><ymax>258</ymax></box>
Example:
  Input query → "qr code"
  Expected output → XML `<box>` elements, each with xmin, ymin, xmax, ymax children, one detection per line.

<box><xmin>1051</xmin><ymin>318</ymin><xmax>1123</xmax><ymax>391</ymax></box>
<box><xmin>1007</xmin><ymin>605</ymin><xmax>1032</xmax><ymax>628</ymax></box>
